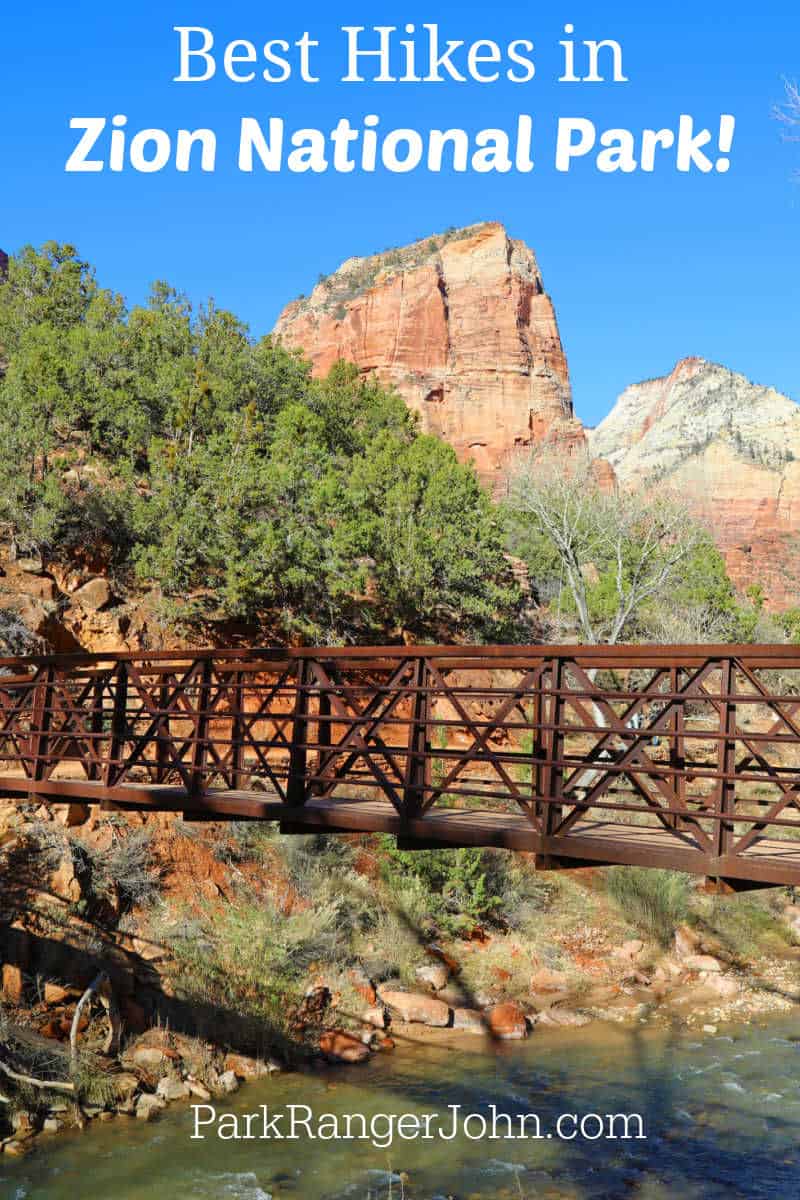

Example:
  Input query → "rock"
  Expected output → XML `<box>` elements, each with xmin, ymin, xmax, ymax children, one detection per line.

<box><xmin>530</xmin><ymin>966</ymin><xmax>570</xmax><ymax>993</ymax></box>
<box><xmin>485</xmin><ymin>1001</ymin><xmax>529</xmax><ymax>1040</ymax></box>
<box><xmin>131</xmin><ymin>1045</ymin><xmax>169</xmax><ymax>1070</ymax></box>
<box><xmin>156</xmin><ymin>1075</ymin><xmax>191</xmax><ymax>1102</ymax></box>
<box><xmin>361</xmin><ymin>1006</ymin><xmax>388</xmax><ymax>1029</ymax></box>
<box><xmin>186</xmin><ymin>1080</ymin><xmax>212</xmax><ymax>1100</ymax></box>
<box><xmin>1</xmin><ymin>963</ymin><xmax>24</xmax><ymax>1004</ymax></box>
<box><xmin>50</xmin><ymin>854</ymin><xmax>82</xmax><ymax>903</ymax></box>
<box><xmin>415</xmin><ymin>962</ymin><xmax>449</xmax><ymax>991</ymax></box>
<box><xmin>42</xmin><ymin>1117</ymin><xmax>63</xmax><ymax>1134</ymax></box>
<box><xmin>348</xmin><ymin>966</ymin><xmax>377</xmax><ymax>1005</ymax></box>
<box><xmin>683</xmin><ymin>954</ymin><xmax>723</xmax><ymax>974</ymax></box>
<box><xmin>537</xmin><ymin>1007</ymin><xmax>591</xmax><ymax>1028</ymax></box>
<box><xmin>135</xmin><ymin>1093</ymin><xmax>166</xmax><ymax>1121</ymax></box>
<box><xmin>673</xmin><ymin>924</ymin><xmax>703</xmax><ymax>960</ymax></box>
<box><xmin>613</xmin><ymin>939</ymin><xmax>645</xmax><ymax>962</ymax></box>
<box><xmin>111</xmin><ymin>1072</ymin><xmax>140</xmax><ymax>1101</ymax></box>
<box><xmin>73</xmin><ymin>578</ymin><xmax>114</xmax><ymax>611</ymax></box>
<box><xmin>588</xmin><ymin>357</ymin><xmax>800</xmax><ymax>610</ymax></box>
<box><xmin>2</xmin><ymin>1140</ymin><xmax>29</xmax><ymax>1157</ymax></box>
<box><xmin>377</xmin><ymin>988</ymin><xmax>451</xmax><ymax>1027</ymax></box>
<box><xmin>55</xmin><ymin>803</ymin><xmax>91</xmax><ymax>828</ymax></box>
<box><xmin>15</xmin><ymin>573</ymin><xmax>56</xmax><ymax>602</ymax></box>
<box><xmin>451</xmin><ymin>1007</ymin><xmax>487</xmax><ymax>1034</ymax></box>
<box><xmin>702</xmin><ymin>1024</ymin><xmax>718</xmax><ymax>1035</ymax></box>
<box><xmin>275</xmin><ymin>222</ymin><xmax>584</xmax><ymax>487</ymax></box>
<box><xmin>17</xmin><ymin>555</ymin><xmax>43</xmax><ymax>574</ymax></box>
<box><xmin>11</xmin><ymin>1111</ymin><xmax>36</xmax><ymax>1138</ymax></box>
<box><xmin>704</xmin><ymin>973</ymin><xmax>740</xmax><ymax>998</ymax></box>
<box><xmin>319</xmin><ymin>1030</ymin><xmax>371</xmax><ymax>1064</ymax></box>
<box><xmin>216</xmin><ymin>1070</ymin><xmax>240</xmax><ymax>1094</ymax></box>
<box><xmin>44</xmin><ymin>981</ymin><xmax>79</xmax><ymax>1006</ymax></box>
<box><xmin>223</xmin><ymin>1052</ymin><xmax>276</xmax><ymax>1079</ymax></box>
<box><xmin>372</xmin><ymin>1034</ymin><xmax>395</xmax><ymax>1052</ymax></box>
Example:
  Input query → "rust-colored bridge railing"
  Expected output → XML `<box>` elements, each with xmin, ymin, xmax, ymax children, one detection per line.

<box><xmin>2</xmin><ymin>644</ymin><xmax>800</xmax><ymax>887</ymax></box>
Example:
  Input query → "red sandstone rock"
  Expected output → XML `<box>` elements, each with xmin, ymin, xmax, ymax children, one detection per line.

<box><xmin>275</xmin><ymin>222</ymin><xmax>585</xmax><ymax>488</ymax></box>
<box><xmin>319</xmin><ymin>1029</ymin><xmax>371</xmax><ymax>1063</ymax></box>
<box><xmin>485</xmin><ymin>1001</ymin><xmax>529</xmax><ymax>1039</ymax></box>
<box><xmin>348</xmin><ymin>966</ymin><xmax>377</xmax><ymax>1005</ymax></box>
<box><xmin>1</xmin><ymin>963</ymin><xmax>24</xmax><ymax>1004</ymax></box>
<box><xmin>377</xmin><ymin>987</ymin><xmax>451</xmax><ymax>1026</ymax></box>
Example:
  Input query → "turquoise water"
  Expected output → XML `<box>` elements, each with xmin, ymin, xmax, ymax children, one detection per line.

<box><xmin>3</xmin><ymin>1018</ymin><xmax>800</xmax><ymax>1199</ymax></box>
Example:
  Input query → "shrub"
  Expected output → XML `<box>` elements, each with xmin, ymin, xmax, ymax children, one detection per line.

<box><xmin>605</xmin><ymin>867</ymin><xmax>691</xmax><ymax>948</ymax></box>
<box><xmin>377</xmin><ymin>841</ymin><xmax>505</xmax><ymax>932</ymax></box>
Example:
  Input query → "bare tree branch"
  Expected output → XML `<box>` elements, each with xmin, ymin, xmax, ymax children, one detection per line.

<box><xmin>506</xmin><ymin>448</ymin><xmax>704</xmax><ymax>646</ymax></box>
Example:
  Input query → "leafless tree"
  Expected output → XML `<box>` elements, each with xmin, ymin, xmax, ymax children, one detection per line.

<box><xmin>775</xmin><ymin>78</ymin><xmax>800</xmax><ymax>140</ymax></box>
<box><xmin>505</xmin><ymin>448</ymin><xmax>705</xmax><ymax>645</ymax></box>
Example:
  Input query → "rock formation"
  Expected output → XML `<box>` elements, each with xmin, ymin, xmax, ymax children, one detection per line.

<box><xmin>589</xmin><ymin>358</ymin><xmax>800</xmax><ymax>608</ymax></box>
<box><xmin>274</xmin><ymin>221</ymin><xmax>584</xmax><ymax>483</ymax></box>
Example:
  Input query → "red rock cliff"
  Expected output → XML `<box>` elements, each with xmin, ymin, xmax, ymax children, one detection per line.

<box><xmin>273</xmin><ymin>222</ymin><xmax>584</xmax><ymax>483</ymax></box>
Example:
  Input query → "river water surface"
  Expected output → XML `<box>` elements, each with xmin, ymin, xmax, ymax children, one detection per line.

<box><xmin>3</xmin><ymin>1017</ymin><xmax>800</xmax><ymax>1200</ymax></box>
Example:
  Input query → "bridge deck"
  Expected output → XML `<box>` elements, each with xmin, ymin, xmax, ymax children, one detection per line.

<box><xmin>4</xmin><ymin>643</ymin><xmax>800</xmax><ymax>889</ymax></box>
<box><xmin>4</xmin><ymin>772</ymin><xmax>797</xmax><ymax>888</ymax></box>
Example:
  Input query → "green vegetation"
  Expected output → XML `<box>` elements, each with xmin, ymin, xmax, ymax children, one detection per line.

<box><xmin>0</xmin><ymin>242</ymin><xmax>519</xmax><ymax>643</ymax></box>
<box><xmin>505</xmin><ymin>451</ymin><xmax>782</xmax><ymax>645</ymax></box>
<box><xmin>605</xmin><ymin>867</ymin><xmax>691</xmax><ymax>948</ymax></box>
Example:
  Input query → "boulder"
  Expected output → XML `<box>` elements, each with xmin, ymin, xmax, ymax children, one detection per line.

<box><xmin>17</xmin><ymin>555</ymin><xmax>43</xmax><ymax>574</ymax></box>
<box><xmin>156</xmin><ymin>1076</ymin><xmax>191</xmax><ymax>1102</ymax></box>
<box><xmin>319</xmin><ymin>1030</ymin><xmax>371</xmax><ymax>1064</ymax></box>
<box><xmin>485</xmin><ymin>1001</ymin><xmax>529</xmax><ymax>1040</ymax></box>
<box><xmin>44</xmin><ymin>982</ymin><xmax>80</xmax><ymax>1006</ymax></box>
<box><xmin>186</xmin><ymin>1080</ymin><xmax>212</xmax><ymax>1100</ymax></box>
<box><xmin>537</xmin><ymin>1007</ymin><xmax>591</xmax><ymax>1028</ymax></box>
<box><xmin>223</xmin><ymin>1052</ymin><xmax>277</xmax><ymax>1079</ymax></box>
<box><xmin>683</xmin><ymin>954</ymin><xmax>723</xmax><ymax>974</ymax></box>
<box><xmin>674</xmin><ymin>923</ymin><xmax>703</xmax><ymax>960</ymax></box>
<box><xmin>111</xmin><ymin>1072</ymin><xmax>140</xmax><ymax>1101</ymax></box>
<box><xmin>216</xmin><ymin>1070</ymin><xmax>240</xmax><ymax>1094</ymax></box>
<box><xmin>15</xmin><ymin>574</ymin><xmax>56</xmax><ymax>602</ymax></box>
<box><xmin>348</xmin><ymin>966</ymin><xmax>377</xmax><ymax>1005</ymax></box>
<box><xmin>1</xmin><ymin>963</ymin><xmax>24</xmax><ymax>1004</ymax></box>
<box><xmin>131</xmin><ymin>1045</ymin><xmax>169</xmax><ymax>1070</ymax></box>
<box><xmin>49</xmin><ymin>854</ymin><xmax>82</xmax><ymax>903</ymax></box>
<box><xmin>11</xmin><ymin>1111</ymin><xmax>36</xmax><ymax>1138</ymax></box>
<box><xmin>612</xmin><ymin>939</ymin><xmax>645</xmax><ymax>962</ymax></box>
<box><xmin>55</xmin><ymin>804</ymin><xmax>91</xmax><ymax>829</ymax></box>
<box><xmin>451</xmin><ymin>1007</ymin><xmax>487</xmax><ymax>1034</ymax></box>
<box><xmin>415</xmin><ymin>962</ymin><xmax>449</xmax><ymax>992</ymax></box>
<box><xmin>377</xmin><ymin>988</ymin><xmax>451</xmax><ymax>1027</ymax></box>
<box><xmin>73</xmin><ymin>578</ymin><xmax>114</xmax><ymax>611</ymax></box>
<box><xmin>704</xmin><ymin>973</ymin><xmax>739</xmax><ymax>997</ymax></box>
<box><xmin>361</xmin><ymin>1006</ymin><xmax>388</xmax><ymax>1029</ymax></box>
<box><xmin>135</xmin><ymin>1093</ymin><xmax>166</xmax><ymax>1121</ymax></box>
<box><xmin>2</xmin><ymin>1141</ymin><xmax>29</xmax><ymax>1157</ymax></box>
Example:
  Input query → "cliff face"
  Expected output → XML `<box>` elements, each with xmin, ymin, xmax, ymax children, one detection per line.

<box><xmin>589</xmin><ymin>358</ymin><xmax>800</xmax><ymax>607</ymax></box>
<box><xmin>274</xmin><ymin>222</ymin><xmax>584</xmax><ymax>482</ymax></box>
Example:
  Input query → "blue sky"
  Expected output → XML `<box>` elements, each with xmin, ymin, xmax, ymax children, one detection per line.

<box><xmin>1</xmin><ymin>1</ymin><xmax>798</xmax><ymax>425</ymax></box>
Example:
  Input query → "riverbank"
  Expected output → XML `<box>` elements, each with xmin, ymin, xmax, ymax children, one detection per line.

<box><xmin>5</xmin><ymin>1013</ymin><xmax>800</xmax><ymax>1199</ymax></box>
<box><xmin>3</xmin><ymin>801</ymin><xmax>800</xmax><ymax>1161</ymax></box>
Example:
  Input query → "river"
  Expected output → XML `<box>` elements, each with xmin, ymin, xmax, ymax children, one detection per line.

<box><xmin>3</xmin><ymin>1016</ymin><xmax>800</xmax><ymax>1199</ymax></box>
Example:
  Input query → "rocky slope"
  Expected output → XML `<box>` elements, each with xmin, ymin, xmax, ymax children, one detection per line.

<box><xmin>274</xmin><ymin>222</ymin><xmax>585</xmax><ymax>483</ymax></box>
<box><xmin>589</xmin><ymin>358</ymin><xmax>800</xmax><ymax>608</ymax></box>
